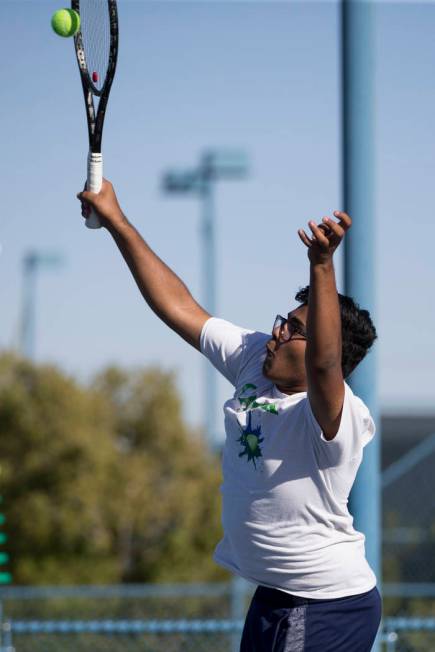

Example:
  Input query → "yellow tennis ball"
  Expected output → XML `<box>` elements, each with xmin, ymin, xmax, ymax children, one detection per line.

<box><xmin>51</xmin><ymin>9</ymin><xmax>80</xmax><ymax>38</ymax></box>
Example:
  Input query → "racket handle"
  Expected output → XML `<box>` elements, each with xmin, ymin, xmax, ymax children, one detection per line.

<box><xmin>86</xmin><ymin>152</ymin><xmax>103</xmax><ymax>229</ymax></box>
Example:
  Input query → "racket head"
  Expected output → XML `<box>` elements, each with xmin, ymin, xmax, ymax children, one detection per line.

<box><xmin>72</xmin><ymin>0</ymin><xmax>118</xmax><ymax>151</ymax></box>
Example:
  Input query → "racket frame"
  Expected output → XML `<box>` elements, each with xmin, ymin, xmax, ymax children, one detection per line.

<box><xmin>72</xmin><ymin>0</ymin><xmax>119</xmax><ymax>228</ymax></box>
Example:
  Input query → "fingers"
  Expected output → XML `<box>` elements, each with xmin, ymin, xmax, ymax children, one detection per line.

<box><xmin>297</xmin><ymin>218</ymin><xmax>338</xmax><ymax>248</ymax></box>
<box><xmin>310</xmin><ymin>210</ymin><xmax>351</xmax><ymax>238</ymax></box>
<box><xmin>80</xmin><ymin>202</ymin><xmax>91</xmax><ymax>219</ymax></box>
<box><xmin>298</xmin><ymin>228</ymin><xmax>313</xmax><ymax>247</ymax></box>
<box><xmin>76</xmin><ymin>189</ymin><xmax>94</xmax><ymax>219</ymax></box>
<box><xmin>76</xmin><ymin>179</ymin><xmax>114</xmax><ymax>221</ymax></box>
<box><xmin>308</xmin><ymin>221</ymin><xmax>330</xmax><ymax>246</ymax></box>
<box><xmin>76</xmin><ymin>179</ymin><xmax>121</xmax><ymax>225</ymax></box>
<box><xmin>332</xmin><ymin>210</ymin><xmax>352</xmax><ymax>228</ymax></box>
<box><xmin>298</xmin><ymin>211</ymin><xmax>352</xmax><ymax>252</ymax></box>
<box><xmin>77</xmin><ymin>189</ymin><xmax>96</xmax><ymax>202</ymax></box>
<box><xmin>321</xmin><ymin>216</ymin><xmax>344</xmax><ymax>238</ymax></box>
<box><xmin>298</xmin><ymin>222</ymin><xmax>329</xmax><ymax>247</ymax></box>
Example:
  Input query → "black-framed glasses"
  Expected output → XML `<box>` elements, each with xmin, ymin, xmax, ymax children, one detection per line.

<box><xmin>273</xmin><ymin>314</ymin><xmax>307</xmax><ymax>343</ymax></box>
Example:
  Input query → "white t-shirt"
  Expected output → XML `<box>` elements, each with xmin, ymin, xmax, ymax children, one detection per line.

<box><xmin>200</xmin><ymin>317</ymin><xmax>377</xmax><ymax>599</ymax></box>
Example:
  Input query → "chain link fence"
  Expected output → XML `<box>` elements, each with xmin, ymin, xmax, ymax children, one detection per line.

<box><xmin>0</xmin><ymin>619</ymin><xmax>243</xmax><ymax>652</ymax></box>
<box><xmin>381</xmin><ymin>430</ymin><xmax>435</xmax><ymax>650</ymax></box>
<box><xmin>0</xmin><ymin>584</ymin><xmax>434</xmax><ymax>651</ymax></box>
<box><xmin>0</xmin><ymin>583</ymin><xmax>250</xmax><ymax>652</ymax></box>
<box><xmin>382</xmin><ymin>432</ymin><xmax>435</xmax><ymax>591</ymax></box>
<box><xmin>0</xmin><ymin>583</ymin><xmax>243</xmax><ymax>620</ymax></box>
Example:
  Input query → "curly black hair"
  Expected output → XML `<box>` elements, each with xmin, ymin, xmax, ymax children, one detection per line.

<box><xmin>294</xmin><ymin>285</ymin><xmax>378</xmax><ymax>379</ymax></box>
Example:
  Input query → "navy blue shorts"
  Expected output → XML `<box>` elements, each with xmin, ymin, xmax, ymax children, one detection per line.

<box><xmin>240</xmin><ymin>584</ymin><xmax>382</xmax><ymax>652</ymax></box>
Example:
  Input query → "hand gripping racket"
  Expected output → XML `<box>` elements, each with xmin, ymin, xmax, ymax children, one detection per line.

<box><xmin>72</xmin><ymin>0</ymin><xmax>119</xmax><ymax>228</ymax></box>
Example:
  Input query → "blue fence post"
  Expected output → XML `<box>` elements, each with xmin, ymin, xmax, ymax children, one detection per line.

<box><xmin>1</xmin><ymin>620</ymin><xmax>13</xmax><ymax>652</ymax></box>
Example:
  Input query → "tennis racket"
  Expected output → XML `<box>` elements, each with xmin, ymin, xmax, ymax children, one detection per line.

<box><xmin>72</xmin><ymin>0</ymin><xmax>119</xmax><ymax>229</ymax></box>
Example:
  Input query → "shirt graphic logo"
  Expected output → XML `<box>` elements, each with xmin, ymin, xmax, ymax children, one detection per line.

<box><xmin>236</xmin><ymin>384</ymin><xmax>279</xmax><ymax>469</ymax></box>
<box><xmin>237</xmin><ymin>383</ymin><xmax>279</xmax><ymax>415</ymax></box>
<box><xmin>237</xmin><ymin>411</ymin><xmax>264</xmax><ymax>469</ymax></box>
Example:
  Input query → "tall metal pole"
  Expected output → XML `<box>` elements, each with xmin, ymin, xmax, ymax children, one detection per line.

<box><xmin>19</xmin><ymin>252</ymin><xmax>64</xmax><ymax>359</ymax></box>
<box><xmin>200</xmin><ymin>160</ymin><xmax>218</xmax><ymax>448</ymax></box>
<box><xmin>162</xmin><ymin>150</ymin><xmax>248</xmax><ymax>449</ymax></box>
<box><xmin>20</xmin><ymin>253</ymin><xmax>37</xmax><ymax>359</ymax></box>
<box><xmin>341</xmin><ymin>2</ymin><xmax>381</xmax><ymax>649</ymax></box>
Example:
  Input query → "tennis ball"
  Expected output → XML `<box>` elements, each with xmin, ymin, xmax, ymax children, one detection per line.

<box><xmin>51</xmin><ymin>8</ymin><xmax>80</xmax><ymax>38</ymax></box>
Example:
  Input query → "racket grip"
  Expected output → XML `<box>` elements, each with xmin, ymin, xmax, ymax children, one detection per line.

<box><xmin>86</xmin><ymin>152</ymin><xmax>103</xmax><ymax>229</ymax></box>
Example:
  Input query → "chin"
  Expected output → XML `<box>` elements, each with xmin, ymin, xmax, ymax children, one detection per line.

<box><xmin>262</xmin><ymin>359</ymin><xmax>274</xmax><ymax>380</ymax></box>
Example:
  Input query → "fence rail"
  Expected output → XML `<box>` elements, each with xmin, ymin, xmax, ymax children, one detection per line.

<box><xmin>8</xmin><ymin>619</ymin><xmax>245</xmax><ymax>634</ymax></box>
<box><xmin>0</xmin><ymin>617</ymin><xmax>434</xmax><ymax>652</ymax></box>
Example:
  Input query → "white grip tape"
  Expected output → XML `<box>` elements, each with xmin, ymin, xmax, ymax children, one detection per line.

<box><xmin>86</xmin><ymin>152</ymin><xmax>103</xmax><ymax>229</ymax></box>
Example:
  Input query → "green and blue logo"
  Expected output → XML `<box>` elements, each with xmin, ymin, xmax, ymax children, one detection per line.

<box><xmin>236</xmin><ymin>383</ymin><xmax>279</xmax><ymax>469</ymax></box>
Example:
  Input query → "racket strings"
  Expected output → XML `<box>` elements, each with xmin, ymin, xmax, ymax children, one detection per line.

<box><xmin>79</xmin><ymin>0</ymin><xmax>111</xmax><ymax>92</ymax></box>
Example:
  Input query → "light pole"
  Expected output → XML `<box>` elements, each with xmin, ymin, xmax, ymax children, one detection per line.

<box><xmin>162</xmin><ymin>149</ymin><xmax>249</xmax><ymax>450</ymax></box>
<box><xmin>20</xmin><ymin>251</ymin><xmax>64</xmax><ymax>359</ymax></box>
<box><xmin>341</xmin><ymin>2</ymin><xmax>380</xmax><ymax>650</ymax></box>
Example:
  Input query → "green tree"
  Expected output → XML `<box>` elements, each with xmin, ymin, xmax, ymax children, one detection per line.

<box><xmin>95</xmin><ymin>366</ymin><xmax>226</xmax><ymax>582</ymax></box>
<box><xmin>0</xmin><ymin>354</ymin><xmax>227</xmax><ymax>584</ymax></box>
<box><xmin>0</xmin><ymin>354</ymin><xmax>118</xmax><ymax>584</ymax></box>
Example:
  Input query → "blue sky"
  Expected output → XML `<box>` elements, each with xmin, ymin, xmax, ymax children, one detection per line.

<box><xmin>1</xmin><ymin>1</ymin><xmax>434</xmax><ymax>439</ymax></box>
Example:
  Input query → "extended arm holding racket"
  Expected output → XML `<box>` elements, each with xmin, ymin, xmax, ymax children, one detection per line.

<box><xmin>77</xmin><ymin>180</ymin><xmax>210</xmax><ymax>350</ymax></box>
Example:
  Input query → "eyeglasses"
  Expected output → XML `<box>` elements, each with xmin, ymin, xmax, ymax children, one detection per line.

<box><xmin>273</xmin><ymin>314</ymin><xmax>307</xmax><ymax>343</ymax></box>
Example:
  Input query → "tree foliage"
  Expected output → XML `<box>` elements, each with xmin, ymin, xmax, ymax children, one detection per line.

<box><xmin>0</xmin><ymin>354</ymin><xmax>227</xmax><ymax>584</ymax></box>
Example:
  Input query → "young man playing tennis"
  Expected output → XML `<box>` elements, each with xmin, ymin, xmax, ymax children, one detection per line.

<box><xmin>77</xmin><ymin>181</ymin><xmax>382</xmax><ymax>651</ymax></box>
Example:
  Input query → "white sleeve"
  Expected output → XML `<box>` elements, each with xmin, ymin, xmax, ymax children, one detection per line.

<box><xmin>305</xmin><ymin>382</ymin><xmax>376</xmax><ymax>465</ymax></box>
<box><xmin>200</xmin><ymin>317</ymin><xmax>254</xmax><ymax>386</ymax></box>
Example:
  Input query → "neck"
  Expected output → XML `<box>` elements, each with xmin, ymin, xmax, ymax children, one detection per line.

<box><xmin>275</xmin><ymin>382</ymin><xmax>307</xmax><ymax>395</ymax></box>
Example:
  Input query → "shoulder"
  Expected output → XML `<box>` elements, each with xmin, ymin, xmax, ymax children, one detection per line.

<box><xmin>200</xmin><ymin>318</ymin><xmax>269</xmax><ymax>387</ymax></box>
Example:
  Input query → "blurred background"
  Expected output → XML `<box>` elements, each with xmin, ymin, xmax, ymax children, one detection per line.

<box><xmin>0</xmin><ymin>0</ymin><xmax>434</xmax><ymax>650</ymax></box>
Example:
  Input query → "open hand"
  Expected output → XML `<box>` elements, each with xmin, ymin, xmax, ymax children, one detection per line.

<box><xmin>298</xmin><ymin>211</ymin><xmax>352</xmax><ymax>265</ymax></box>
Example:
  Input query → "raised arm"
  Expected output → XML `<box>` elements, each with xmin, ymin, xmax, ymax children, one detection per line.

<box><xmin>77</xmin><ymin>179</ymin><xmax>210</xmax><ymax>350</ymax></box>
<box><xmin>297</xmin><ymin>211</ymin><xmax>352</xmax><ymax>440</ymax></box>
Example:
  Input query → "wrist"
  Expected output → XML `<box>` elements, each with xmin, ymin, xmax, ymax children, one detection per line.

<box><xmin>310</xmin><ymin>257</ymin><xmax>334</xmax><ymax>271</ymax></box>
<box><xmin>105</xmin><ymin>211</ymin><xmax>129</xmax><ymax>234</ymax></box>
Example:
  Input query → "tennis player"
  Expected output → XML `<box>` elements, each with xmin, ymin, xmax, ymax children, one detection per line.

<box><xmin>77</xmin><ymin>180</ymin><xmax>382</xmax><ymax>651</ymax></box>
